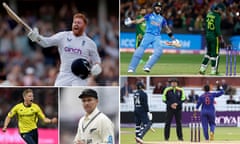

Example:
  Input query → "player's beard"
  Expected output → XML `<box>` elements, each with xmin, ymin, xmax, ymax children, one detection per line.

<box><xmin>154</xmin><ymin>7</ymin><xmax>161</xmax><ymax>14</ymax></box>
<box><xmin>72</xmin><ymin>26</ymin><xmax>85</xmax><ymax>36</ymax></box>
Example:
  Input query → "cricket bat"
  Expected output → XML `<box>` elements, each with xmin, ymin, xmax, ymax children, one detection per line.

<box><xmin>2</xmin><ymin>2</ymin><xmax>32</xmax><ymax>32</ymax></box>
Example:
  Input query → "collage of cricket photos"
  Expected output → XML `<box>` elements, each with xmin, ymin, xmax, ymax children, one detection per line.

<box><xmin>0</xmin><ymin>0</ymin><xmax>240</xmax><ymax>144</ymax></box>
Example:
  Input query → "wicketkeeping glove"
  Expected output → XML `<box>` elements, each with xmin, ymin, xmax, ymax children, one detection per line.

<box><xmin>91</xmin><ymin>64</ymin><xmax>102</xmax><ymax>76</ymax></box>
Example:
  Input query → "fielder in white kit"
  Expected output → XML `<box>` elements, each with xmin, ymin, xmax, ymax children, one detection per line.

<box><xmin>74</xmin><ymin>89</ymin><xmax>114</xmax><ymax>144</ymax></box>
<box><xmin>27</xmin><ymin>13</ymin><xmax>102</xmax><ymax>86</ymax></box>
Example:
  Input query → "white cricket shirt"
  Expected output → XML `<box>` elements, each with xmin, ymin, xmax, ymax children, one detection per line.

<box><xmin>35</xmin><ymin>31</ymin><xmax>101</xmax><ymax>86</ymax></box>
<box><xmin>74</xmin><ymin>108</ymin><xmax>114</xmax><ymax>144</ymax></box>
<box><xmin>38</xmin><ymin>31</ymin><xmax>101</xmax><ymax>73</ymax></box>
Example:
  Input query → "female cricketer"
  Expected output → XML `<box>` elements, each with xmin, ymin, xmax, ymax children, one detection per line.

<box><xmin>2</xmin><ymin>89</ymin><xmax>57</xmax><ymax>144</ymax></box>
<box><xmin>196</xmin><ymin>85</ymin><xmax>224</xmax><ymax>141</ymax></box>
<box><xmin>28</xmin><ymin>13</ymin><xmax>102</xmax><ymax>86</ymax></box>
<box><xmin>133</xmin><ymin>81</ymin><xmax>152</xmax><ymax>144</ymax></box>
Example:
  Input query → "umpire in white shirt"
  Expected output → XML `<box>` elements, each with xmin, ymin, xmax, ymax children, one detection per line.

<box><xmin>74</xmin><ymin>89</ymin><xmax>114</xmax><ymax>144</ymax></box>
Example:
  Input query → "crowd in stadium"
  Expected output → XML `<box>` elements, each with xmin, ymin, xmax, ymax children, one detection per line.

<box><xmin>121</xmin><ymin>0</ymin><xmax>240</xmax><ymax>35</ymax></box>
<box><xmin>0</xmin><ymin>1</ymin><xmax>119</xmax><ymax>86</ymax></box>
<box><xmin>0</xmin><ymin>88</ymin><xmax>58</xmax><ymax>129</ymax></box>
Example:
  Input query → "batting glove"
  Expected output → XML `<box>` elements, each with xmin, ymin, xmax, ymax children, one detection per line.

<box><xmin>124</xmin><ymin>17</ymin><xmax>132</xmax><ymax>26</ymax></box>
<box><xmin>91</xmin><ymin>64</ymin><xmax>102</xmax><ymax>76</ymax></box>
<box><xmin>27</xmin><ymin>27</ymin><xmax>40</xmax><ymax>42</ymax></box>
<box><xmin>172</xmin><ymin>39</ymin><xmax>181</xmax><ymax>48</ymax></box>
<box><xmin>147</xmin><ymin>112</ymin><xmax>153</xmax><ymax>121</ymax></box>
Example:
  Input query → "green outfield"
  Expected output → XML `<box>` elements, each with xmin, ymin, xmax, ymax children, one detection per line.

<box><xmin>121</xmin><ymin>127</ymin><xmax>240</xmax><ymax>144</ymax></box>
<box><xmin>120</xmin><ymin>52</ymin><xmax>240</xmax><ymax>76</ymax></box>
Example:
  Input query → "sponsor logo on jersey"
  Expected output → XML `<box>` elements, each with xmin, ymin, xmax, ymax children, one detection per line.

<box><xmin>64</xmin><ymin>47</ymin><xmax>82</xmax><ymax>55</ymax></box>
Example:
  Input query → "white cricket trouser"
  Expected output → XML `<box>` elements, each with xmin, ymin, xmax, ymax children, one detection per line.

<box><xmin>54</xmin><ymin>72</ymin><xmax>87</xmax><ymax>86</ymax></box>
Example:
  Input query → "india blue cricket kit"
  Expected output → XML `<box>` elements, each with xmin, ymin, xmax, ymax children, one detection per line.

<box><xmin>128</xmin><ymin>12</ymin><xmax>167</xmax><ymax>71</ymax></box>
<box><xmin>196</xmin><ymin>89</ymin><xmax>224</xmax><ymax>140</ymax></box>
<box><xmin>134</xmin><ymin>89</ymin><xmax>151</xmax><ymax>139</ymax></box>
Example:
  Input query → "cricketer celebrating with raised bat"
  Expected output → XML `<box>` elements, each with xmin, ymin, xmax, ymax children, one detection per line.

<box><xmin>28</xmin><ymin>13</ymin><xmax>102</xmax><ymax>86</ymax></box>
<box><xmin>125</xmin><ymin>2</ymin><xmax>181</xmax><ymax>73</ymax></box>
<box><xmin>196</xmin><ymin>85</ymin><xmax>224</xmax><ymax>141</ymax></box>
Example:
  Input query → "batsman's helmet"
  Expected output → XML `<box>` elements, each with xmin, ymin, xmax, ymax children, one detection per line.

<box><xmin>203</xmin><ymin>85</ymin><xmax>210</xmax><ymax>92</ymax></box>
<box><xmin>71</xmin><ymin>58</ymin><xmax>90</xmax><ymax>79</ymax></box>
<box><xmin>152</xmin><ymin>2</ymin><xmax>162</xmax><ymax>14</ymax></box>
<box><xmin>136</xmin><ymin>81</ymin><xmax>145</xmax><ymax>89</ymax></box>
<box><xmin>79</xmin><ymin>89</ymin><xmax>98</xmax><ymax>99</ymax></box>
<box><xmin>152</xmin><ymin>2</ymin><xmax>162</xmax><ymax>8</ymax></box>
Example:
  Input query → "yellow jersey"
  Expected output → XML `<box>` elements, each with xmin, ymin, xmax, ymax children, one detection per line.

<box><xmin>8</xmin><ymin>103</ymin><xmax>46</xmax><ymax>133</ymax></box>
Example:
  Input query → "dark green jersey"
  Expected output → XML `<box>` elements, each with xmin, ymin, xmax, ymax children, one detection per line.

<box><xmin>136</xmin><ymin>15</ymin><xmax>146</xmax><ymax>36</ymax></box>
<box><xmin>205</xmin><ymin>11</ymin><xmax>221</xmax><ymax>39</ymax></box>
<box><xmin>136</xmin><ymin>15</ymin><xmax>146</xmax><ymax>48</ymax></box>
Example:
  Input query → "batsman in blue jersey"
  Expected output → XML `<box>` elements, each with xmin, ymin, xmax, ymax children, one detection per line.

<box><xmin>196</xmin><ymin>85</ymin><xmax>224</xmax><ymax>141</ymax></box>
<box><xmin>133</xmin><ymin>81</ymin><xmax>152</xmax><ymax>144</ymax></box>
<box><xmin>126</xmin><ymin>2</ymin><xmax>178</xmax><ymax>73</ymax></box>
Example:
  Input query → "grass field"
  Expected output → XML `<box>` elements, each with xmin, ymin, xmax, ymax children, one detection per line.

<box><xmin>121</xmin><ymin>127</ymin><xmax>240</xmax><ymax>144</ymax></box>
<box><xmin>120</xmin><ymin>52</ymin><xmax>240</xmax><ymax>76</ymax></box>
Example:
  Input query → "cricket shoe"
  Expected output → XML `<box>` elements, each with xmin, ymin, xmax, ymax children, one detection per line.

<box><xmin>210</xmin><ymin>71</ymin><xmax>219</xmax><ymax>75</ymax></box>
<box><xmin>199</xmin><ymin>70</ymin><xmax>205</xmax><ymax>75</ymax></box>
<box><xmin>178</xmin><ymin>138</ymin><xmax>184</xmax><ymax>141</ymax></box>
<box><xmin>210</xmin><ymin>132</ymin><xmax>214</xmax><ymax>141</ymax></box>
<box><xmin>199</xmin><ymin>67</ymin><xmax>206</xmax><ymax>75</ymax></box>
<box><xmin>135</xmin><ymin>137</ymin><xmax>143</xmax><ymax>144</ymax></box>
<box><xmin>128</xmin><ymin>69</ymin><xmax>134</xmax><ymax>73</ymax></box>
<box><xmin>143</xmin><ymin>67</ymin><xmax>150</xmax><ymax>73</ymax></box>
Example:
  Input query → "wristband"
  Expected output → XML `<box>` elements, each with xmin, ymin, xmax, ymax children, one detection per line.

<box><xmin>168</xmin><ymin>32</ymin><xmax>173</xmax><ymax>38</ymax></box>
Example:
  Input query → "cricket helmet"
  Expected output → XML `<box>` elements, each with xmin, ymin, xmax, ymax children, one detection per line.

<box><xmin>152</xmin><ymin>2</ymin><xmax>162</xmax><ymax>8</ymax></box>
<box><xmin>136</xmin><ymin>81</ymin><xmax>145</xmax><ymax>89</ymax></box>
<box><xmin>152</xmin><ymin>2</ymin><xmax>162</xmax><ymax>14</ymax></box>
<box><xmin>71</xmin><ymin>58</ymin><xmax>90</xmax><ymax>79</ymax></box>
